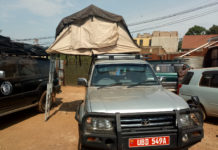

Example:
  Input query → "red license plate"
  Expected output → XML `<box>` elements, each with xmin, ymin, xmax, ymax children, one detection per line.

<box><xmin>129</xmin><ymin>136</ymin><xmax>170</xmax><ymax>148</ymax></box>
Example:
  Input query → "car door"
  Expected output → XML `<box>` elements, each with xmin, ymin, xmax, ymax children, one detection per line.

<box><xmin>196</xmin><ymin>71</ymin><xmax>218</xmax><ymax>116</ymax></box>
<box><xmin>179</xmin><ymin>71</ymin><xmax>194</xmax><ymax>100</ymax></box>
<box><xmin>18</xmin><ymin>58</ymin><xmax>41</xmax><ymax>106</ymax></box>
<box><xmin>0</xmin><ymin>57</ymin><xmax>25</xmax><ymax>116</ymax></box>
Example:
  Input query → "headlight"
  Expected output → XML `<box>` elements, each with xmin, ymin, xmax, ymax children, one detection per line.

<box><xmin>85</xmin><ymin>117</ymin><xmax>114</xmax><ymax>131</ymax></box>
<box><xmin>190</xmin><ymin>112</ymin><xmax>202</xmax><ymax>126</ymax></box>
<box><xmin>179</xmin><ymin>114</ymin><xmax>193</xmax><ymax>127</ymax></box>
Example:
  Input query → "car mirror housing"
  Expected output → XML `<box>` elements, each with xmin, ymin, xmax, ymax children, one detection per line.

<box><xmin>0</xmin><ymin>70</ymin><xmax>5</xmax><ymax>78</ymax></box>
<box><xmin>78</xmin><ymin>78</ymin><xmax>88</xmax><ymax>87</ymax></box>
<box><xmin>158</xmin><ymin>76</ymin><xmax>166</xmax><ymax>82</ymax></box>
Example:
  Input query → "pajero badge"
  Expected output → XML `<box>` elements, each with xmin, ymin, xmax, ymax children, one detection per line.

<box><xmin>1</xmin><ymin>81</ymin><xmax>13</xmax><ymax>95</ymax></box>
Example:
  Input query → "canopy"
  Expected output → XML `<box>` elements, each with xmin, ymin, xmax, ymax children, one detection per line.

<box><xmin>46</xmin><ymin>5</ymin><xmax>140</xmax><ymax>55</ymax></box>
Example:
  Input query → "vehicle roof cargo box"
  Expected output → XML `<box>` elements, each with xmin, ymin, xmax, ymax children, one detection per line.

<box><xmin>0</xmin><ymin>35</ymin><xmax>47</xmax><ymax>56</ymax></box>
<box><xmin>46</xmin><ymin>5</ymin><xmax>140</xmax><ymax>56</ymax></box>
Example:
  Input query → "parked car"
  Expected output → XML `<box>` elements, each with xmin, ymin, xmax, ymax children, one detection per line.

<box><xmin>76</xmin><ymin>54</ymin><xmax>203</xmax><ymax>150</ymax></box>
<box><xmin>179</xmin><ymin>67</ymin><xmax>218</xmax><ymax>120</ymax></box>
<box><xmin>148</xmin><ymin>60</ymin><xmax>185</xmax><ymax>92</ymax></box>
<box><xmin>0</xmin><ymin>56</ymin><xmax>61</xmax><ymax>117</ymax></box>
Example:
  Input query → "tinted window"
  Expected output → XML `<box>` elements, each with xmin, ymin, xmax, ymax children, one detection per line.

<box><xmin>200</xmin><ymin>74</ymin><xmax>211</xmax><ymax>87</ymax></box>
<box><xmin>0</xmin><ymin>58</ymin><xmax>18</xmax><ymax>78</ymax></box>
<box><xmin>18</xmin><ymin>59</ymin><xmax>40</xmax><ymax>76</ymax></box>
<box><xmin>37</xmin><ymin>59</ymin><xmax>50</xmax><ymax>76</ymax></box>
<box><xmin>182</xmin><ymin>72</ymin><xmax>194</xmax><ymax>85</ymax></box>
<box><xmin>211</xmin><ymin>74</ymin><xmax>218</xmax><ymax>88</ymax></box>
<box><xmin>200</xmin><ymin>71</ymin><xmax>218</xmax><ymax>88</ymax></box>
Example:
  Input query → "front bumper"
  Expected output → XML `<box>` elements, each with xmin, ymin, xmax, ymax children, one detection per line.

<box><xmin>79</xmin><ymin>109</ymin><xmax>203</xmax><ymax>150</ymax></box>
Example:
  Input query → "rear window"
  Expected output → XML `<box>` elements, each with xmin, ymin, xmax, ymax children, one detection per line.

<box><xmin>155</xmin><ymin>64</ymin><xmax>175</xmax><ymax>73</ymax></box>
<box><xmin>182</xmin><ymin>72</ymin><xmax>194</xmax><ymax>85</ymax></box>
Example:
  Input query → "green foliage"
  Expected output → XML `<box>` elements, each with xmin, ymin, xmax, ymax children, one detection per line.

<box><xmin>206</xmin><ymin>25</ymin><xmax>218</xmax><ymax>34</ymax></box>
<box><xmin>185</xmin><ymin>25</ymin><xmax>207</xmax><ymax>35</ymax></box>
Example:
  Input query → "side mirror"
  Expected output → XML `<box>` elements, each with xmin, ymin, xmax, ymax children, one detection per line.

<box><xmin>191</xmin><ymin>96</ymin><xmax>200</xmax><ymax>106</ymax></box>
<box><xmin>0</xmin><ymin>70</ymin><xmax>5</xmax><ymax>78</ymax></box>
<box><xmin>77</xmin><ymin>78</ymin><xmax>88</xmax><ymax>86</ymax></box>
<box><xmin>158</xmin><ymin>76</ymin><xmax>166</xmax><ymax>82</ymax></box>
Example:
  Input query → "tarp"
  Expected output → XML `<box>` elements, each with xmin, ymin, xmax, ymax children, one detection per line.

<box><xmin>46</xmin><ymin>5</ymin><xmax>140</xmax><ymax>55</ymax></box>
<box><xmin>0</xmin><ymin>35</ymin><xmax>48</xmax><ymax>56</ymax></box>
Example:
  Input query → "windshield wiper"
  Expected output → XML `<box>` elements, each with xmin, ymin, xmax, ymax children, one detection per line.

<box><xmin>127</xmin><ymin>80</ymin><xmax>159</xmax><ymax>88</ymax></box>
<box><xmin>97</xmin><ymin>82</ymin><xmax>123</xmax><ymax>89</ymax></box>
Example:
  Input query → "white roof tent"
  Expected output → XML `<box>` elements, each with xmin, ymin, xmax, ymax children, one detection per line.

<box><xmin>44</xmin><ymin>5</ymin><xmax>141</xmax><ymax>120</ymax></box>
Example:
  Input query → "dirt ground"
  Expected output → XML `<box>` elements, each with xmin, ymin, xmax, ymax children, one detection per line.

<box><xmin>0</xmin><ymin>86</ymin><xmax>218</xmax><ymax>150</ymax></box>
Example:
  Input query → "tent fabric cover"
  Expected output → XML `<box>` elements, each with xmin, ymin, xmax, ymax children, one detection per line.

<box><xmin>46</xmin><ymin>5</ymin><xmax>140</xmax><ymax>55</ymax></box>
<box><xmin>55</xmin><ymin>5</ymin><xmax>129</xmax><ymax>38</ymax></box>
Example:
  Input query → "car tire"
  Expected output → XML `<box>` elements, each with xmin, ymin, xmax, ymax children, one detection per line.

<box><xmin>38</xmin><ymin>91</ymin><xmax>54</xmax><ymax>112</ymax></box>
<box><xmin>78</xmin><ymin>127</ymin><xmax>87</xmax><ymax>150</ymax></box>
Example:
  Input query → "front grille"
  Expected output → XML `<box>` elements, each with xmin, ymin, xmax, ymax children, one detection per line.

<box><xmin>120</xmin><ymin>114</ymin><xmax>176</xmax><ymax>134</ymax></box>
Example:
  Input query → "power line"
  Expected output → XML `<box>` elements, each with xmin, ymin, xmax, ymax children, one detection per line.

<box><xmin>128</xmin><ymin>1</ymin><xmax>218</xmax><ymax>27</ymax></box>
<box><xmin>130</xmin><ymin>8</ymin><xmax>218</xmax><ymax>33</ymax></box>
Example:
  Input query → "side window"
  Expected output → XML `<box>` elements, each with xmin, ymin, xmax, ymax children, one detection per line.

<box><xmin>37</xmin><ymin>59</ymin><xmax>49</xmax><ymax>76</ymax></box>
<box><xmin>182</xmin><ymin>72</ymin><xmax>194</xmax><ymax>85</ymax></box>
<box><xmin>0</xmin><ymin>58</ymin><xmax>18</xmax><ymax>78</ymax></box>
<box><xmin>18</xmin><ymin>59</ymin><xmax>40</xmax><ymax>76</ymax></box>
<box><xmin>139</xmin><ymin>39</ymin><xmax>143</xmax><ymax>47</ymax></box>
<box><xmin>211</xmin><ymin>74</ymin><xmax>218</xmax><ymax>88</ymax></box>
<box><xmin>200</xmin><ymin>74</ymin><xmax>211</xmax><ymax>87</ymax></box>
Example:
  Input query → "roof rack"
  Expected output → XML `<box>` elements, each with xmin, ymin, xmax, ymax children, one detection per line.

<box><xmin>95</xmin><ymin>54</ymin><xmax>143</xmax><ymax>60</ymax></box>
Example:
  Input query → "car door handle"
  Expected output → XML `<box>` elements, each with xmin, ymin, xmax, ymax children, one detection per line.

<box><xmin>38</xmin><ymin>79</ymin><xmax>43</xmax><ymax>82</ymax></box>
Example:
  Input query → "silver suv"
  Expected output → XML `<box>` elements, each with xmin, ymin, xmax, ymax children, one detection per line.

<box><xmin>76</xmin><ymin>55</ymin><xmax>203</xmax><ymax>150</ymax></box>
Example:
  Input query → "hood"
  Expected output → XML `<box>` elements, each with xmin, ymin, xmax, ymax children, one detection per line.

<box><xmin>87</xmin><ymin>86</ymin><xmax>189</xmax><ymax>113</ymax></box>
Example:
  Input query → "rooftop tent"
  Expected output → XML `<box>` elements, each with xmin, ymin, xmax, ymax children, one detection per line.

<box><xmin>46</xmin><ymin>5</ymin><xmax>140</xmax><ymax>55</ymax></box>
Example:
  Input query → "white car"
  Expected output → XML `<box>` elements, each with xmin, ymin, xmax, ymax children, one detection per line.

<box><xmin>179</xmin><ymin>67</ymin><xmax>218</xmax><ymax>120</ymax></box>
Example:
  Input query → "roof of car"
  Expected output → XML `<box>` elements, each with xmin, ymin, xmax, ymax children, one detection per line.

<box><xmin>95</xmin><ymin>59</ymin><xmax>149</xmax><ymax>65</ymax></box>
<box><xmin>188</xmin><ymin>67</ymin><xmax>218</xmax><ymax>73</ymax></box>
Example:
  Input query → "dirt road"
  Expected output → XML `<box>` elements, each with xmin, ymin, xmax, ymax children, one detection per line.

<box><xmin>0</xmin><ymin>86</ymin><xmax>218</xmax><ymax>150</ymax></box>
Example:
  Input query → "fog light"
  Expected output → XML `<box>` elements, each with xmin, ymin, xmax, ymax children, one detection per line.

<box><xmin>87</xmin><ymin>137</ymin><xmax>100</xmax><ymax>142</ymax></box>
<box><xmin>182</xmin><ymin>134</ymin><xmax>189</xmax><ymax>143</ymax></box>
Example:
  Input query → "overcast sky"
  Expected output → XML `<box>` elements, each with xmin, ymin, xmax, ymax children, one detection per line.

<box><xmin>0</xmin><ymin>0</ymin><xmax>218</xmax><ymax>46</ymax></box>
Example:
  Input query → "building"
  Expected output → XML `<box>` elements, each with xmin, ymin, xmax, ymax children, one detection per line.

<box><xmin>135</xmin><ymin>31</ymin><xmax>179</xmax><ymax>53</ymax></box>
<box><xmin>134</xmin><ymin>33</ymin><xmax>151</xmax><ymax>47</ymax></box>
<box><xmin>182</xmin><ymin>34</ymin><xmax>218</xmax><ymax>51</ymax></box>
<box><xmin>151</xmin><ymin>31</ymin><xmax>179</xmax><ymax>53</ymax></box>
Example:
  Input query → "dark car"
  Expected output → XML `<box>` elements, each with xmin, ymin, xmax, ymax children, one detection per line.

<box><xmin>0</xmin><ymin>56</ymin><xmax>60</xmax><ymax>117</ymax></box>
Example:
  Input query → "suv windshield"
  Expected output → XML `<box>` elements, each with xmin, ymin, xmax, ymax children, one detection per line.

<box><xmin>91</xmin><ymin>64</ymin><xmax>159</xmax><ymax>86</ymax></box>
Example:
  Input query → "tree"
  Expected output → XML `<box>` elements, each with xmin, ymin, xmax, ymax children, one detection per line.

<box><xmin>206</xmin><ymin>25</ymin><xmax>218</xmax><ymax>34</ymax></box>
<box><xmin>185</xmin><ymin>25</ymin><xmax>207</xmax><ymax>35</ymax></box>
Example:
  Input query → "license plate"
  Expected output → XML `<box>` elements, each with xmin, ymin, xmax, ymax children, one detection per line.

<box><xmin>129</xmin><ymin>136</ymin><xmax>170</xmax><ymax>148</ymax></box>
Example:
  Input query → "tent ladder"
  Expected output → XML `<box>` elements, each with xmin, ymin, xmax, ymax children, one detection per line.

<box><xmin>45</xmin><ymin>54</ymin><xmax>56</xmax><ymax>121</ymax></box>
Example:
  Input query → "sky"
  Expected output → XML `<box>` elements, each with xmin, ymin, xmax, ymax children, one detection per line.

<box><xmin>0</xmin><ymin>0</ymin><xmax>218</xmax><ymax>46</ymax></box>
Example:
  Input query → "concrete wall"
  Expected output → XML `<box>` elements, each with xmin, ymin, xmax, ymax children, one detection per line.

<box><xmin>151</xmin><ymin>31</ymin><xmax>179</xmax><ymax>53</ymax></box>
